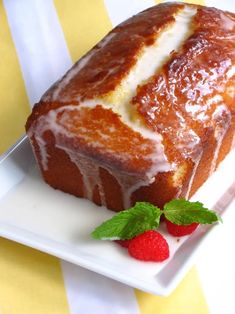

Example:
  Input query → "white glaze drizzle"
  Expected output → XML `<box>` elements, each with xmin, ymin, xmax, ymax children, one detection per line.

<box><xmin>27</xmin><ymin>106</ymin><xmax>75</xmax><ymax>171</ymax></box>
<box><xmin>226</xmin><ymin>65</ymin><xmax>235</xmax><ymax>79</ymax></box>
<box><xmin>210</xmin><ymin>104</ymin><xmax>231</xmax><ymax>175</ymax></box>
<box><xmin>59</xmin><ymin>144</ymin><xmax>159</xmax><ymax>209</ymax></box>
<box><xmin>34</xmin><ymin>134</ymin><xmax>49</xmax><ymax>170</ymax></box>
<box><xmin>174</xmin><ymin>110</ymin><xmax>201</xmax><ymax>160</ymax></box>
<box><xmin>45</xmin><ymin>32</ymin><xmax>116</xmax><ymax>102</ymax></box>
<box><xmin>29</xmin><ymin>102</ymin><xmax>171</xmax><ymax>208</ymax></box>
<box><xmin>115</xmin><ymin>173</ymin><xmax>156</xmax><ymax>209</ymax></box>
<box><xmin>65</xmin><ymin>150</ymin><xmax>107</xmax><ymax>206</ymax></box>
<box><xmin>185</xmin><ymin>151</ymin><xmax>203</xmax><ymax>199</ymax></box>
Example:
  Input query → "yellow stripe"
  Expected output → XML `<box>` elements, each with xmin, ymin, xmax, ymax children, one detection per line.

<box><xmin>53</xmin><ymin>0</ymin><xmax>112</xmax><ymax>63</ymax></box>
<box><xmin>0</xmin><ymin>2</ymin><xmax>30</xmax><ymax>154</ymax></box>
<box><xmin>135</xmin><ymin>266</ymin><xmax>209</xmax><ymax>314</ymax></box>
<box><xmin>0</xmin><ymin>238</ymin><xmax>70</xmax><ymax>314</ymax></box>
<box><xmin>0</xmin><ymin>3</ymin><xmax>70</xmax><ymax>314</ymax></box>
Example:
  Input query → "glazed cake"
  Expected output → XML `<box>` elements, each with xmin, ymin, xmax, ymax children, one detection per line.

<box><xmin>26</xmin><ymin>2</ymin><xmax>235</xmax><ymax>211</ymax></box>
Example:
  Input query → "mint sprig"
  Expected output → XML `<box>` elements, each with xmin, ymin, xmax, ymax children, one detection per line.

<box><xmin>91</xmin><ymin>199</ymin><xmax>221</xmax><ymax>240</ymax></box>
<box><xmin>92</xmin><ymin>202</ymin><xmax>161</xmax><ymax>240</ymax></box>
<box><xmin>164</xmin><ymin>199</ymin><xmax>222</xmax><ymax>225</ymax></box>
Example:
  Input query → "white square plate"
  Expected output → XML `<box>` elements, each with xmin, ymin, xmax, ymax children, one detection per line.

<box><xmin>0</xmin><ymin>136</ymin><xmax>235</xmax><ymax>296</ymax></box>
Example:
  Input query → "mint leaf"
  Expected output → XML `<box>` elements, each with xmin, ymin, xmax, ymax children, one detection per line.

<box><xmin>91</xmin><ymin>199</ymin><xmax>222</xmax><ymax>242</ymax></box>
<box><xmin>91</xmin><ymin>202</ymin><xmax>162</xmax><ymax>240</ymax></box>
<box><xmin>163</xmin><ymin>199</ymin><xmax>221</xmax><ymax>225</ymax></box>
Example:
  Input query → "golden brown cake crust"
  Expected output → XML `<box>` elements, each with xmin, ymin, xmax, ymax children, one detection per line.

<box><xmin>26</xmin><ymin>3</ymin><xmax>235</xmax><ymax>211</ymax></box>
<box><xmin>40</xmin><ymin>3</ymin><xmax>184</xmax><ymax>103</ymax></box>
<box><xmin>133</xmin><ymin>6</ymin><xmax>235</xmax><ymax>162</ymax></box>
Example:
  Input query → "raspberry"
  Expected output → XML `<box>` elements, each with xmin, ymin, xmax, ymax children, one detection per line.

<box><xmin>115</xmin><ymin>240</ymin><xmax>131</xmax><ymax>248</ymax></box>
<box><xmin>166</xmin><ymin>220</ymin><xmax>199</xmax><ymax>237</ymax></box>
<box><xmin>128</xmin><ymin>230</ymin><xmax>169</xmax><ymax>262</ymax></box>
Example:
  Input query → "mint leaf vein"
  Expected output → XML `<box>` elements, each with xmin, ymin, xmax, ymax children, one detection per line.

<box><xmin>91</xmin><ymin>202</ymin><xmax>162</xmax><ymax>240</ymax></box>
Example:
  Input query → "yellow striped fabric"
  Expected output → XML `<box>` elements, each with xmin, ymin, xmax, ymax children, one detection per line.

<box><xmin>0</xmin><ymin>4</ymin><xmax>69</xmax><ymax>310</ymax></box>
<box><xmin>0</xmin><ymin>1</ymin><xmax>30</xmax><ymax>154</ymax></box>
<box><xmin>54</xmin><ymin>0</ymin><xmax>112</xmax><ymax>62</ymax></box>
<box><xmin>0</xmin><ymin>238</ymin><xmax>70</xmax><ymax>314</ymax></box>
<box><xmin>135</xmin><ymin>267</ymin><xmax>209</xmax><ymax>314</ymax></box>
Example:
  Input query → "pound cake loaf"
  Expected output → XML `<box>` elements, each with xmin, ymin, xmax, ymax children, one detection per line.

<box><xmin>26</xmin><ymin>2</ymin><xmax>235</xmax><ymax>211</ymax></box>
